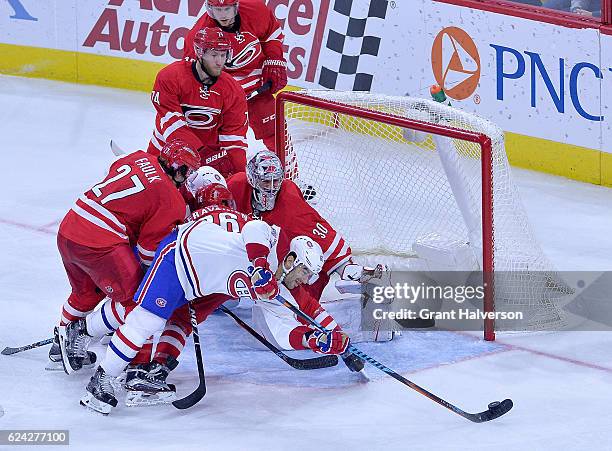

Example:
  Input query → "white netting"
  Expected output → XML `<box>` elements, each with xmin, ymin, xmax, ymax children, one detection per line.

<box><xmin>280</xmin><ymin>90</ymin><xmax>572</xmax><ymax>331</ymax></box>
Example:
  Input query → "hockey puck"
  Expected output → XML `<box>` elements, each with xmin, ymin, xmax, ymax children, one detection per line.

<box><xmin>0</xmin><ymin>404</ymin><xmax>4</xmax><ymax>418</ymax></box>
<box><xmin>488</xmin><ymin>401</ymin><xmax>501</xmax><ymax>409</ymax></box>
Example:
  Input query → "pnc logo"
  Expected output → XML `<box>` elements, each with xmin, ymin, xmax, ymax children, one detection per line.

<box><xmin>431</xmin><ymin>27</ymin><xmax>480</xmax><ymax>101</ymax></box>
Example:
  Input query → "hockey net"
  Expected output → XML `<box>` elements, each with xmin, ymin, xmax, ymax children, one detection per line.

<box><xmin>275</xmin><ymin>90</ymin><xmax>572</xmax><ymax>340</ymax></box>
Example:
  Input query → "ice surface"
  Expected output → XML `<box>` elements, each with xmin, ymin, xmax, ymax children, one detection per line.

<box><xmin>1</xmin><ymin>76</ymin><xmax>611</xmax><ymax>450</ymax></box>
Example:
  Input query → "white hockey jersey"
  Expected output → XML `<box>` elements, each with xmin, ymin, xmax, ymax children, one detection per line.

<box><xmin>174</xmin><ymin>218</ymin><xmax>280</xmax><ymax>301</ymax></box>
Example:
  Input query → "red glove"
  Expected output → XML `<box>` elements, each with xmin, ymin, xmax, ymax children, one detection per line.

<box><xmin>250</xmin><ymin>257</ymin><xmax>279</xmax><ymax>300</ymax></box>
<box><xmin>307</xmin><ymin>329</ymin><xmax>350</xmax><ymax>355</ymax></box>
<box><xmin>262</xmin><ymin>59</ymin><xmax>288</xmax><ymax>94</ymax></box>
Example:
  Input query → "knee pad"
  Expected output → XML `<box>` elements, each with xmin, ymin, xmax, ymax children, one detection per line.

<box><xmin>123</xmin><ymin>306</ymin><xmax>166</xmax><ymax>344</ymax></box>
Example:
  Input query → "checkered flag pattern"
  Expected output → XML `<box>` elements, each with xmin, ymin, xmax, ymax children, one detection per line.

<box><xmin>318</xmin><ymin>0</ymin><xmax>388</xmax><ymax>91</ymax></box>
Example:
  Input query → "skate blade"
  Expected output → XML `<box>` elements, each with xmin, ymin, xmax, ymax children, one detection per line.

<box><xmin>80</xmin><ymin>392</ymin><xmax>113</xmax><ymax>415</ymax></box>
<box><xmin>45</xmin><ymin>360</ymin><xmax>64</xmax><ymax>371</ymax></box>
<box><xmin>125</xmin><ymin>389</ymin><xmax>177</xmax><ymax>407</ymax></box>
<box><xmin>46</xmin><ymin>359</ymin><xmax>94</xmax><ymax>372</ymax></box>
<box><xmin>356</xmin><ymin>369</ymin><xmax>371</xmax><ymax>383</ymax></box>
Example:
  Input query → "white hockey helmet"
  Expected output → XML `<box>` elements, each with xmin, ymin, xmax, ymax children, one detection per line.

<box><xmin>283</xmin><ymin>236</ymin><xmax>324</xmax><ymax>280</ymax></box>
<box><xmin>246</xmin><ymin>150</ymin><xmax>284</xmax><ymax>211</ymax></box>
<box><xmin>186</xmin><ymin>165</ymin><xmax>227</xmax><ymax>196</ymax></box>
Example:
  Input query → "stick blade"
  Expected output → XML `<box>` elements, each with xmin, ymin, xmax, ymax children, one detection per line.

<box><xmin>110</xmin><ymin>140</ymin><xmax>125</xmax><ymax>156</ymax></box>
<box><xmin>288</xmin><ymin>354</ymin><xmax>338</xmax><ymax>370</ymax></box>
<box><xmin>172</xmin><ymin>382</ymin><xmax>207</xmax><ymax>410</ymax></box>
<box><xmin>473</xmin><ymin>399</ymin><xmax>514</xmax><ymax>422</ymax></box>
<box><xmin>1</xmin><ymin>347</ymin><xmax>18</xmax><ymax>356</ymax></box>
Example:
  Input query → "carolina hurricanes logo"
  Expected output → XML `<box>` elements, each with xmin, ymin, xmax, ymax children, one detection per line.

<box><xmin>227</xmin><ymin>270</ymin><xmax>257</xmax><ymax>299</ymax></box>
<box><xmin>226</xmin><ymin>33</ymin><xmax>261</xmax><ymax>70</ymax></box>
<box><xmin>182</xmin><ymin>105</ymin><xmax>221</xmax><ymax>130</ymax></box>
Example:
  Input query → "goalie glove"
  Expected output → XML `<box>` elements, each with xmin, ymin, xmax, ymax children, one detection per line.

<box><xmin>262</xmin><ymin>59</ymin><xmax>288</xmax><ymax>94</ymax></box>
<box><xmin>306</xmin><ymin>329</ymin><xmax>350</xmax><ymax>355</ymax></box>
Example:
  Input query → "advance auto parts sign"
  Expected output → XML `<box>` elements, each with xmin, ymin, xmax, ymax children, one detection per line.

<box><xmin>79</xmin><ymin>0</ymin><xmax>208</xmax><ymax>62</ymax></box>
<box><xmin>431</xmin><ymin>26</ymin><xmax>480</xmax><ymax>101</ymax></box>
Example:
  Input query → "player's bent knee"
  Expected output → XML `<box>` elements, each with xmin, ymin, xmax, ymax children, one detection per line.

<box><xmin>125</xmin><ymin>305</ymin><xmax>167</xmax><ymax>339</ymax></box>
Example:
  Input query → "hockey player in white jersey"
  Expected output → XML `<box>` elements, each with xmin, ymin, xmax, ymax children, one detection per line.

<box><xmin>79</xmin><ymin>212</ymin><xmax>349</xmax><ymax>414</ymax></box>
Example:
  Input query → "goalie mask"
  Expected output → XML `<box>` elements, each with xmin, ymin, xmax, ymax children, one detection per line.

<box><xmin>280</xmin><ymin>236</ymin><xmax>324</xmax><ymax>288</ymax></box>
<box><xmin>246</xmin><ymin>150</ymin><xmax>284</xmax><ymax>212</ymax></box>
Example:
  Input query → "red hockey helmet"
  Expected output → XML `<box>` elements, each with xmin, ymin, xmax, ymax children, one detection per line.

<box><xmin>207</xmin><ymin>0</ymin><xmax>238</xmax><ymax>7</ymax></box>
<box><xmin>206</xmin><ymin>0</ymin><xmax>239</xmax><ymax>23</ymax></box>
<box><xmin>160</xmin><ymin>140</ymin><xmax>200</xmax><ymax>180</ymax></box>
<box><xmin>193</xmin><ymin>27</ymin><xmax>232</xmax><ymax>60</ymax></box>
<box><xmin>195</xmin><ymin>183</ymin><xmax>236</xmax><ymax>210</ymax></box>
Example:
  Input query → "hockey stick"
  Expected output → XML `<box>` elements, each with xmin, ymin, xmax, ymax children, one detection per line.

<box><xmin>219</xmin><ymin>305</ymin><xmax>338</xmax><ymax>370</ymax></box>
<box><xmin>2</xmin><ymin>338</ymin><xmax>53</xmax><ymax>356</ymax></box>
<box><xmin>246</xmin><ymin>81</ymin><xmax>272</xmax><ymax>101</ymax></box>
<box><xmin>172</xmin><ymin>303</ymin><xmax>207</xmax><ymax>409</ymax></box>
<box><xmin>274</xmin><ymin>295</ymin><xmax>513</xmax><ymax>423</ymax></box>
<box><xmin>110</xmin><ymin>140</ymin><xmax>125</xmax><ymax>157</ymax></box>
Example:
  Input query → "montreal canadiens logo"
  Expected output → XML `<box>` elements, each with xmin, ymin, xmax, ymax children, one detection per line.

<box><xmin>156</xmin><ymin>298</ymin><xmax>167</xmax><ymax>308</ymax></box>
<box><xmin>182</xmin><ymin>105</ymin><xmax>221</xmax><ymax>130</ymax></box>
<box><xmin>227</xmin><ymin>270</ymin><xmax>256</xmax><ymax>299</ymax></box>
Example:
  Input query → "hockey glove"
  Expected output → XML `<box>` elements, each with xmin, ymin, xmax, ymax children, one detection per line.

<box><xmin>250</xmin><ymin>260</ymin><xmax>279</xmax><ymax>300</ymax></box>
<box><xmin>341</xmin><ymin>263</ymin><xmax>387</xmax><ymax>283</ymax></box>
<box><xmin>307</xmin><ymin>329</ymin><xmax>350</xmax><ymax>355</ymax></box>
<box><xmin>262</xmin><ymin>59</ymin><xmax>288</xmax><ymax>94</ymax></box>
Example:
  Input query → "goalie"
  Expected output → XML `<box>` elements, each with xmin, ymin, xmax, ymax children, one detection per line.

<box><xmin>227</xmin><ymin>148</ymin><xmax>394</xmax><ymax>343</ymax></box>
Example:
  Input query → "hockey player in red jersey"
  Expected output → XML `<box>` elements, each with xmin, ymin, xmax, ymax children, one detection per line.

<box><xmin>119</xmin><ymin>171</ymin><xmax>351</xmax><ymax>408</ymax></box>
<box><xmin>184</xmin><ymin>0</ymin><xmax>287</xmax><ymax>151</ymax></box>
<box><xmin>148</xmin><ymin>26</ymin><xmax>249</xmax><ymax>177</ymax></box>
<box><xmin>228</xmin><ymin>149</ymin><xmax>375</xmax><ymax>302</ymax></box>
<box><xmin>79</xmin><ymin>203</ymin><xmax>348</xmax><ymax>413</ymax></box>
<box><xmin>54</xmin><ymin>140</ymin><xmax>199</xmax><ymax>374</ymax></box>
<box><xmin>123</xmin><ymin>167</ymin><xmax>247</xmax><ymax>395</ymax></box>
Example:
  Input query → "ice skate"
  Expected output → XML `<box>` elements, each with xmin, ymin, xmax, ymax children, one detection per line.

<box><xmin>57</xmin><ymin>319</ymin><xmax>93</xmax><ymax>374</ymax></box>
<box><xmin>124</xmin><ymin>360</ymin><xmax>177</xmax><ymax>407</ymax></box>
<box><xmin>80</xmin><ymin>366</ymin><xmax>118</xmax><ymax>415</ymax></box>
<box><xmin>47</xmin><ymin>327</ymin><xmax>97</xmax><ymax>371</ymax></box>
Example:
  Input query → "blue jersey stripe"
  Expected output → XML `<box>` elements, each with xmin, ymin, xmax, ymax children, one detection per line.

<box><xmin>109</xmin><ymin>341</ymin><xmax>133</xmax><ymax>363</ymax></box>
<box><xmin>100</xmin><ymin>304</ymin><xmax>114</xmax><ymax>332</ymax></box>
<box><xmin>179</xmin><ymin>244</ymin><xmax>198</xmax><ymax>298</ymax></box>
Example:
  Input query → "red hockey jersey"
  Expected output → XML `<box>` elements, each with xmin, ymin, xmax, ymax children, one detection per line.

<box><xmin>58</xmin><ymin>151</ymin><xmax>187</xmax><ymax>266</ymax></box>
<box><xmin>183</xmin><ymin>0</ymin><xmax>285</xmax><ymax>95</ymax></box>
<box><xmin>227</xmin><ymin>172</ymin><xmax>352</xmax><ymax>276</ymax></box>
<box><xmin>147</xmin><ymin>60</ymin><xmax>248</xmax><ymax>177</ymax></box>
